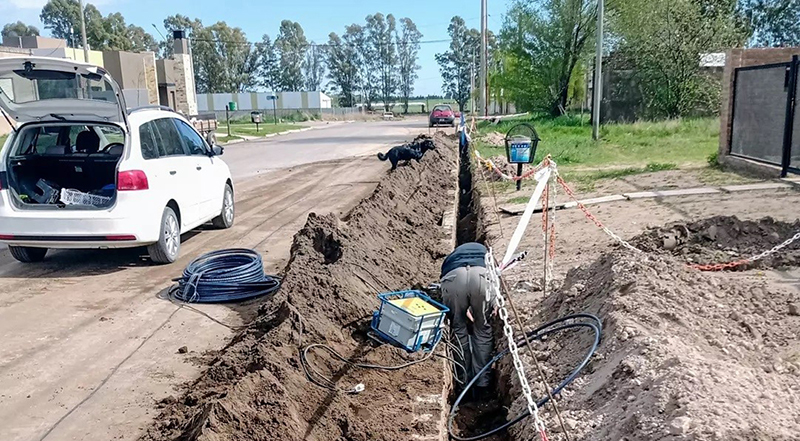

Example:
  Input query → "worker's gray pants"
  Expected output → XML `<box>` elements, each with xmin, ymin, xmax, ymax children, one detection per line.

<box><xmin>441</xmin><ymin>265</ymin><xmax>493</xmax><ymax>388</ymax></box>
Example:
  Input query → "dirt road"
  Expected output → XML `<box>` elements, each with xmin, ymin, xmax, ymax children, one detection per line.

<box><xmin>0</xmin><ymin>120</ymin><xmax>426</xmax><ymax>441</ymax></box>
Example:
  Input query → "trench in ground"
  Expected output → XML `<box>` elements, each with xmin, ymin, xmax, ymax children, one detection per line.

<box><xmin>450</xmin><ymin>141</ymin><xmax>513</xmax><ymax>441</ymax></box>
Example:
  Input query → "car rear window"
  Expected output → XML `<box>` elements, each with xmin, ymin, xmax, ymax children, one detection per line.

<box><xmin>0</xmin><ymin>70</ymin><xmax>117</xmax><ymax>105</ymax></box>
<box><xmin>152</xmin><ymin>118</ymin><xmax>187</xmax><ymax>157</ymax></box>
<box><xmin>434</xmin><ymin>105</ymin><xmax>452</xmax><ymax>112</ymax></box>
<box><xmin>139</xmin><ymin>123</ymin><xmax>159</xmax><ymax>160</ymax></box>
<box><xmin>8</xmin><ymin>124</ymin><xmax>123</xmax><ymax>155</ymax></box>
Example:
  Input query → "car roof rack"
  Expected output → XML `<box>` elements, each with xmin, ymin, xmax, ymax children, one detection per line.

<box><xmin>127</xmin><ymin>105</ymin><xmax>176</xmax><ymax>115</ymax></box>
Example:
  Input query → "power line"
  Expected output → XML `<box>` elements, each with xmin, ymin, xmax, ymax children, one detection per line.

<box><xmin>189</xmin><ymin>37</ymin><xmax>449</xmax><ymax>48</ymax></box>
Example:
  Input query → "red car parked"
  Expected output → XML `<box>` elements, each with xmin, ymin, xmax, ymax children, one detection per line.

<box><xmin>429</xmin><ymin>104</ymin><xmax>456</xmax><ymax>127</ymax></box>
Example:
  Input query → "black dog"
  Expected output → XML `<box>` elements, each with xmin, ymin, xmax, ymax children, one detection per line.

<box><xmin>377</xmin><ymin>138</ymin><xmax>436</xmax><ymax>170</ymax></box>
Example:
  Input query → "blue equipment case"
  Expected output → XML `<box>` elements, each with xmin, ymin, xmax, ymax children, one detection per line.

<box><xmin>370</xmin><ymin>290</ymin><xmax>449</xmax><ymax>352</ymax></box>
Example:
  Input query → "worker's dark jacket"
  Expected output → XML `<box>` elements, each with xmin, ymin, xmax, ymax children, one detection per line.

<box><xmin>440</xmin><ymin>242</ymin><xmax>488</xmax><ymax>278</ymax></box>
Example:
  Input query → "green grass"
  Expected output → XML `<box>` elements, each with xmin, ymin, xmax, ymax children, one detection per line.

<box><xmin>502</xmin><ymin>162</ymin><xmax>680</xmax><ymax>200</ymax></box>
<box><xmin>476</xmin><ymin>114</ymin><xmax>720</xmax><ymax>169</ymax></box>
<box><xmin>219</xmin><ymin>122</ymin><xmax>306</xmax><ymax>137</ymax></box>
<box><xmin>0</xmin><ymin>134</ymin><xmax>7</xmax><ymax>149</ymax></box>
<box><xmin>216</xmin><ymin>134</ymin><xmax>243</xmax><ymax>144</ymax></box>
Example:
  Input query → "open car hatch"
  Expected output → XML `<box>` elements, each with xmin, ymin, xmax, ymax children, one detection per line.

<box><xmin>0</xmin><ymin>57</ymin><xmax>128</xmax><ymax>130</ymax></box>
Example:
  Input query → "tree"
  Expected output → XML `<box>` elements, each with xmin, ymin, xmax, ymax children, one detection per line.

<box><xmin>396</xmin><ymin>18</ymin><xmax>422</xmax><ymax>113</ymax></box>
<box><xmin>365</xmin><ymin>13</ymin><xmax>398</xmax><ymax>111</ymax></box>
<box><xmin>345</xmin><ymin>24</ymin><xmax>375</xmax><ymax>108</ymax></box>
<box><xmin>613</xmin><ymin>0</ymin><xmax>746</xmax><ymax>117</ymax></box>
<box><xmin>192</xmin><ymin>22</ymin><xmax>261</xmax><ymax>93</ymax></box>
<box><xmin>275</xmin><ymin>20</ymin><xmax>308</xmax><ymax>91</ymax></box>
<box><xmin>436</xmin><ymin>17</ymin><xmax>480</xmax><ymax>112</ymax></box>
<box><xmin>40</xmin><ymin>0</ymin><xmax>156</xmax><ymax>52</ymax></box>
<box><xmin>326</xmin><ymin>31</ymin><xmax>360</xmax><ymax>107</ymax></box>
<box><xmin>2</xmin><ymin>21</ymin><xmax>40</xmax><ymax>40</ymax></box>
<box><xmin>741</xmin><ymin>0</ymin><xmax>800</xmax><ymax>46</ymax></box>
<box><xmin>257</xmin><ymin>35</ymin><xmax>280</xmax><ymax>90</ymax></box>
<box><xmin>127</xmin><ymin>25</ymin><xmax>158</xmax><ymax>53</ymax></box>
<box><xmin>303</xmin><ymin>43</ymin><xmax>326</xmax><ymax>91</ymax></box>
<box><xmin>498</xmin><ymin>0</ymin><xmax>596</xmax><ymax>115</ymax></box>
<box><xmin>40</xmin><ymin>0</ymin><xmax>82</xmax><ymax>47</ymax></box>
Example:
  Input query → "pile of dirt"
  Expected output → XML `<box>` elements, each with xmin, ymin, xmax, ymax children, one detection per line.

<box><xmin>632</xmin><ymin>216</ymin><xmax>800</xmax><ymax>269</ymax></box>
<box><xmin>503</xmin><ymin>250</ymin><xmax>800</xmax><ymax>440</ymax></box>
<box><xmin>141</xmin><ymin>134</ymin><xmax>457</xmax><ymax>441</ymax></box>
<box><xmin>480</xmin><ymin>131</ymin><xmax>506</xmax><ymax>147</ymax></box>
<box><xmin>479</xmin><ymin>155</ymin><xmax>537</xmax><ymax>183</ymax></box>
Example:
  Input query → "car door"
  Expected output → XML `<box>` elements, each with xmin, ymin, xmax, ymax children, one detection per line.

<box><xmin>173</xmin><ymin>119</ymin><xmax>220</xmax><ymax>221</ymax></box>
<box><xmin>150</xmin><ymin>117</ymin><xmax>201</xmax><ymax>228</ymax></box>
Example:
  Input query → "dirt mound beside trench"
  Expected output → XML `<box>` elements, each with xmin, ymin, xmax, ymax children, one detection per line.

<box><xmin>141</xmin><ymin>134</ymin><xmax>457</xmax><ymax>441</ymax></box>
<box><xmin>503</xmin><ymin>251</ymin><xmax>800</xmax><ymax>440</ymax></box>
<box><xmin>632</xmin><ymin>215</ymin><xmax>800</xmax><ymax>269</ymax></box>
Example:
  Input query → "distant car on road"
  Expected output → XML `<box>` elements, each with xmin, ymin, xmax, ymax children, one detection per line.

<box><xmin>429</xmin><ymin>104</ymin><xmax>456</xmax><ymax>127</ymax></box>
<box><xmin>0</xmin><ymin>57</ymin><xmax>234</xmax><ymax>264</ymax></box>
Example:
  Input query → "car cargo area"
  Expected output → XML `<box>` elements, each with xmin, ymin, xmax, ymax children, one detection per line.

<box><xmin>5</xmin><ymin>123</ymin><xmax>125</xmax><ymax>209</ymax></box>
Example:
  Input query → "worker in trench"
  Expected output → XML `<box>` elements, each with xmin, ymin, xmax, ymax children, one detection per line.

<box><xmin>440</xmin><ymin>242</ymin><xmax>494</xmax><ymax>399</ymax></box>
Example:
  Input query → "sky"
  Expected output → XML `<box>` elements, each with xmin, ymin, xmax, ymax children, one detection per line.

<box><xmin>1</xmin><ymin>0</ymin><xmax>514</xmax><ymax>96</ymax></box>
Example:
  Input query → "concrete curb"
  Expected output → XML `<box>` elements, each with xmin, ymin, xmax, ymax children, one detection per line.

<box><xmin>499</xmin><ymin>180</ymin><xmax>799</xmax><ymax>216</ymax></box>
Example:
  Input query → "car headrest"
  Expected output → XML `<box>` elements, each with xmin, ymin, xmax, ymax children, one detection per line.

<box><xmin>76</xmin><ymin>130</ymin><xmax>100</xmax><ymax>154</ymax></box>
<box><xmin>107</xmin><ymin>144</ymin><xmax>124</xmax><ymax>156</ymax></box>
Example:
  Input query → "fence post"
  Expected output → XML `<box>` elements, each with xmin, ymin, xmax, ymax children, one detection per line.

<box><xmin>781</xmin><ymin>55</ymin><xmax>798</xmax><ymax>178</ymax></box>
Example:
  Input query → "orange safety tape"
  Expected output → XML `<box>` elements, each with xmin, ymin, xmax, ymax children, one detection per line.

<box><xmin>689</xmin><ymin>259</ymin><xmax>752</xmax><ymax>271</ymax></box>
<box><xmin>539</xmin><ymin>427</ymin><xmax>550</xmax><ymax>441</ymax></box>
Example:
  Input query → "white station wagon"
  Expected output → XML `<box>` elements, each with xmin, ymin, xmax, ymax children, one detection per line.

<box><xmin>0</xmin><ymin>57</ymin><xmax>234</xmax><ymax>264</ymax></box>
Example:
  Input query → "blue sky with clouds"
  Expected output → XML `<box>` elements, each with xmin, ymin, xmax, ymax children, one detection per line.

<box><xmin>1</xmin><ymin>0</ymin><xmax>513</xmax><ymax>96</ymax></box>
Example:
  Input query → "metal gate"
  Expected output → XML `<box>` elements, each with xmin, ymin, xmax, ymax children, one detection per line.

<box><xmin>730</xmin><ymin>56</ymin><xmax>799</xmax><ymax>176</ymax></box>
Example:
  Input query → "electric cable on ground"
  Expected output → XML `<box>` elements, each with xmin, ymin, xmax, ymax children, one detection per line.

<box><xmin>171</xmin><ymin>248</ymin><xmax>281</xmax><ymax>303</ymax></box>
<box><xmin>448</xmin><ymin>314</ymin><xmax>602</xmax><ymax>441</ymax></box>
<box><xmin>300</xmin><ymin>340</ymin><xmax>442</xmax><ymax>393</ymax></box>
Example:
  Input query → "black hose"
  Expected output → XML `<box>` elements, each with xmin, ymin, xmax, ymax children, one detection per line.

<box><xmin>448</xmin><ymin>313</ymin><xmax>602</xmax><ymax>441</ymax></box>
<box><xmin>300</xmin><ymin>341</ymin><xmax>440</xmax><ymax>391</ymax></box>
<box><xmin>172</xmin><ymin>249</ymin><xmax>281</xmax><ymax>303</ymax></box>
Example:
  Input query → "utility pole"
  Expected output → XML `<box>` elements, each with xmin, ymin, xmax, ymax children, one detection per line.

<box><xmin>479</xmin><ymin>0</ymin><xmax>488</xmax><ymax>117</ymax></box>
<box><xmin>470</xmin><ymin>50</ymin><xmax>476</xmax><ymax>113</ymax></box>
<box><xmin>78</xmin><ymin>0</ymin><xmax>89</xmax><ymax>62</ymax></box>
<box><xmin>592</xmin><ymin>0</ymin><xmax>604</xmax><ymax>140</ymax></box>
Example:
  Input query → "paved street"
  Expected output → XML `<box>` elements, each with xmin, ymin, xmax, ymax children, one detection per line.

<box><xmin>0</xmin><ymin>118</ymin><xmax>430</xmax><ymax>441</ymax></box>
<box><xmin>223</xmin><ymin>119</ymin><xmax>431</xmax><ymax>181</ymax></box>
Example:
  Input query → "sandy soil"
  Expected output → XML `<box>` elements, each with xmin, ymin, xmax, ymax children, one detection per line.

<box><xmin>468</xmin><ymin>169</ymin><xmax>800</xmax><ymax>440</ymax></box>
<box><xmin>0</xmin><ymin>158</ymin><xmax>387</xmax><ymax>441</ymax></box>
<box><xmin>140</xmin><ymin>134</ymin><xmax>458</xmax><ymax>441</ymax></box>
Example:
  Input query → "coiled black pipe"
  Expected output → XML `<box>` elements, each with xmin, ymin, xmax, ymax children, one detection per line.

<box><xmin>172</xmin><ymin>249</ymin><xmax>281</xmax><ymax>303</ymax></box>
<box><xmin>448</xmin><ymin>313</ymin><xmax>602</xmax><ymax>441</ymax></box>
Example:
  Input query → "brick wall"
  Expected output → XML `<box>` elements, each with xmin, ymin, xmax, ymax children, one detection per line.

<box><xmin>173</xmin><ymin>54</ymin><xmax>197</xmax><ymax>116</ymax></box>
<box><xmin>143</xmin><ymin>53</ymin><xmax>158</xmax><ymax>105</ymax></box>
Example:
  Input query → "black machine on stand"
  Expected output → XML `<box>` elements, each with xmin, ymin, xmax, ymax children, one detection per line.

<box><xmin>504</xmin><ymin>123</ymin><xmax>541</xmax><ymax>191</ymax></box>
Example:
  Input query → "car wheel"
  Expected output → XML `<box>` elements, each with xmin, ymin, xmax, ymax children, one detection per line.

<box><xmin>148</xmin><ymin>206</ymin><xmax>180</xmax><ymax>264</ymax></box>
<box><xmin>212</xmin><ymin>184</ymin><xmax>235</xmax><ymax>229</ymax></box>
<box><xmin>8</xmin><ymin>246</ymin><xmax>47</xmax><ymax>263</ymax></box>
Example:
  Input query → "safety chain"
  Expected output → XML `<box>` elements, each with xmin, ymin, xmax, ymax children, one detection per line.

<box><xmin>691</xmin><ymin>231</ymin><xmax>800</xmax><ymax>271</ymax></box>
<box><xmin>473</xmin><ymin>150</ymin><xmax>551</xmax><ymax>182</ymax></box>
<box><xmin>485</xmin><ymin>250</ymin><xmax>548</xmax><ymax>437</ymax></box>
<box><xmin>556</xmin><ymin>176</ymin><xmax>643</xmax><ymax>254</ymax></box>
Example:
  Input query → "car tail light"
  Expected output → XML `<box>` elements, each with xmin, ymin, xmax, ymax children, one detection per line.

<box><xmin>118</xmin><ymin>170</ymin><xmax>149</xmax><ymax>191</ymax></box>
<box><xmin>105</xmin><ymin>235</ymin><xmax>136</xmax><ymax>241</ymax></box>
<box><xmin>0</xmin><ymin>234</ymin><xmax>14</xmax><ymax>240</ymax></box>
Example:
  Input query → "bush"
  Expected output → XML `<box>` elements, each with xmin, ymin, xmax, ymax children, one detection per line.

<box><xmin>707</xmin><ymin>151</ymin><xmax>720</xmax><ymax>169</ymax></box>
